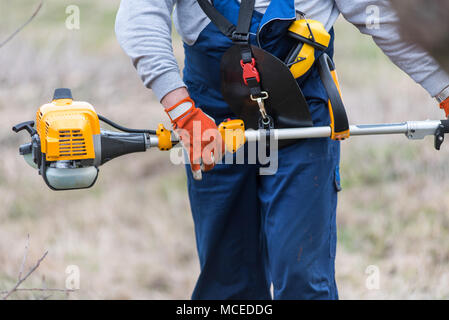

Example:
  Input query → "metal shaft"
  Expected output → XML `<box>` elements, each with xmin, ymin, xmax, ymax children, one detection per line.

<box><xmin>147</xmin><ymin>120</ymin><xmax>443</xmax><ymax>148</ymax></box>
<box><xmin>245</xmin><ymin>120</ymin><xmax>442</xmax><ymax>142</ymax></box>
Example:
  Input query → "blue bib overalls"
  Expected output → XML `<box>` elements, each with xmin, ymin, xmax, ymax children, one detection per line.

<box><xmin>183</xmin><ymin>0</ymin><xmax>341</xmax><ymax>299</ymax></box>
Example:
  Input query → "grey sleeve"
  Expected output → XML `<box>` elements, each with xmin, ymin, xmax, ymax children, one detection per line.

<box><xmin>115</xmin><ymin>0</ymin><xmax>186</xmax><ymax>102</ymax></box>
<box><xmin>335</xmin><ymin>0</ymin><xmax>449</xmax><ymax>98</ymax></box>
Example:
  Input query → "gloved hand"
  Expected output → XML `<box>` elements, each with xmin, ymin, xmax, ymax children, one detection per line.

<box><xmin>440</xmin><ymin>97</ymin><xmax>449</xmax><ymax>118</ymax></box>
<box><xmin>166</xmin><ymin>97</ymin><xmax>224</xmax><ymax>180</ymax></box>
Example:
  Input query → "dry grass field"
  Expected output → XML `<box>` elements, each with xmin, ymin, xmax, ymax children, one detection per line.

<box><xmin>1</xmin><ymin>0</ymin><xmax>448</xmax><ymax>299</ymax></box>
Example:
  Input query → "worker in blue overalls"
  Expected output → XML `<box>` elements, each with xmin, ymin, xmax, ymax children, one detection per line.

<box><xmin>116</xmin><ymin>0</ymin><xmax>449</xmax><ymax>299</ymax></box>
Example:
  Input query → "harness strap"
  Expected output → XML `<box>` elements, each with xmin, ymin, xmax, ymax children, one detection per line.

<box><xmin>235</xmin><ymin>0</ymin><xmax>255</xmax><ymax>40</ymax></box>
<box><xmin>197</xmin><ymin>0</ymin><xmax>264</xmax><ymax>99</ymax></box>
<box><xmin>197</xmin><ymin>0</ymin><xmax>236</xmax><ymax>38</ymax></box>
<box><xmin>197</xmin><ymin>0</ymin><xmax>255</xmax><ymax>42</ymax></box>
<box><xmin>318</xmin><ymin>53</ymin><xmax>350</xmax><ymax>140</ymax></box>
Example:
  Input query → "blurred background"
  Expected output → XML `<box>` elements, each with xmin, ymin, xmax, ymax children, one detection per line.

<box><xmin>1</xmin><ymin>0</ymin><xmax>448</xmax><ymax>299</ymax></box>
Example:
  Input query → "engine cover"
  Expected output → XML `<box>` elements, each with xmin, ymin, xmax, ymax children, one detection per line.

<box><xmin>36</xmin><ymin>89</ymin><xmax>101</xmax><ymax>163</ymax></box>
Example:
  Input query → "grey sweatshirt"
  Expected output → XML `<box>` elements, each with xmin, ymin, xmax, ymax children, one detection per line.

<box><xmin>115</xmin><ymin>0</ymin><xmax>449</xmax><ymax>102</ymax></box>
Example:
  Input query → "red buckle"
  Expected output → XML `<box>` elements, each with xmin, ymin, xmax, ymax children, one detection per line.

<box><xmin>240</xmin><ymin>58</ymin><xmax>260</xmax><ymax>86</ymax></box>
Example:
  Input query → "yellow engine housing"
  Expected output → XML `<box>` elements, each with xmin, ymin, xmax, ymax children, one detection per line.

<box><xmin>36</xmin><ymin>98</ymin><xmax>101</xmax><ymax>162</ymax></box>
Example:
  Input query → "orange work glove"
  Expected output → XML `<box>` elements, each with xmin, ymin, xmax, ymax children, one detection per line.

<box><xmin>165</xmin><ymin>97</ymin><xmax>224</xmax><ymax>180</ymax></box>
<box><xmin>440</xmin><ymin>97</ymin><xmax>449</xmax><ymax>118</ymax></box>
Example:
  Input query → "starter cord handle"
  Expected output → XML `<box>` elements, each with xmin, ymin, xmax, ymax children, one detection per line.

<box><xmin>12</xmin><ymin>120</ymin><xmax>37</xmax><ymax>136</ymax></box>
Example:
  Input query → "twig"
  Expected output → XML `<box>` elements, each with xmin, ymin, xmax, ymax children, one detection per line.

<box><xmin>0</xmin><ymin>0</ymin><xmax>44</xmax><ymax>49</ymax></box>
<box><xmin>17</xmin><ymin>234</ymin><xmax>30</xmax><ymax>281</ymax></box>
<box><xmin>1</xmin><ymin>235</ymin><xmax>78</xmax><ymax>300</ymax></box>
<box><xmin>2</xmin><ymin>251</ymin><xmax>48</xmax><ymax>300</ymax></box>
<box><xmin>0</xmin><ymin>288</ymin><xmax>76</xmax><ymax>294</ymax></box>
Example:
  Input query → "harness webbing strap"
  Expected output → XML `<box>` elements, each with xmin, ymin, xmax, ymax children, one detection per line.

<box><xmin>235</xmin><ymin>0</ymin><xmax>255</xmax><ymax>38</ymax></box>
<box><xmin>197</xmin><ymin>0</ymin><xmax>236</xmax><ymax>38</ymax></box>
<box><xmin>318</xmin><ymin>53</ymin><xmax>349</xmax><ymax>138</ymax></box>
<box><xmin>197</xmin><ymin>0</ymin><xmax>264</xmax><ymax>98</ymax></box>
<box><xmin>196</xmin><ymin>0</ymin><xmax>255</xmax><ymax>42</ymax></box>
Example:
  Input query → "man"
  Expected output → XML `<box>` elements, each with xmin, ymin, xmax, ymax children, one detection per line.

<box><xmin>115</xmin><ymin>0</ymin><xmax>449</xmax><ymax>299</ymax></box>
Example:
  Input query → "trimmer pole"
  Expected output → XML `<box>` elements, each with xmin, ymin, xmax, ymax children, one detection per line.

<box><xmin>150</xmin><ymin>120</ymin><xmax>449</xmax><ymax>151</ymax></box>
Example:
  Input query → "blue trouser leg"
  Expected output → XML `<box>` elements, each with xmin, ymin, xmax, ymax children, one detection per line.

<box><xmin>186</xmin><ymin>97</ymin><xmax>340</xmax><ymax>299</ymax></box>
<box><xmin>186</xmin><ymin>160</ymin><xmax>272</xmax><ymax>300</ymax></box>
<box><xmin>186</xmin><ymin>140</ymin><xmax>340</xmax><ymax>299</ymax></box>
<box><xmin>259</xmin><ymin>137</ymin><xmax>340</xmax><ymax>300</ymax></box>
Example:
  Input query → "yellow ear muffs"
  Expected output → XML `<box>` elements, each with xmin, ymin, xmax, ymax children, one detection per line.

<box><xmin>285</xmin><ymin>19</ymin><xmax>331</xmax><ymax>79</ymax></box>
<box><xmin>287</xmin><ymin>42</ymin><xmax>316</xmax><ymax>79</ymax></box>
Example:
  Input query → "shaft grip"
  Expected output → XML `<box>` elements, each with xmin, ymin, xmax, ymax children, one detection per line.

<box><xmin>100</xmin><ymin>132</ymin><xmax>146</xmax><ymax>165</ymax></box>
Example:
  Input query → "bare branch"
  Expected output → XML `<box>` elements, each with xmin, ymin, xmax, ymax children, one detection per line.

<box><xmin>0</xmin><ymin>0</ymin><xmax>44</xmax><ymax>49</ymax></box>
<box><xmin>2</xmin><ymin>250</ymin><xmax>48</xmax><ymax>300</ymax></box>
<box><xmin>17</xmin><ymin>234</ymin><xmax>30</xmax><ymax>281</ymax></box>
<box><xmin>1</xmin><ymin>236</ymin><xmax>78</xmax><ymax>300</ymax></box>
<box><xmin>0</xmin><ymin>288</ymin><xmax>76</xmax><ymax>294</ymax></box>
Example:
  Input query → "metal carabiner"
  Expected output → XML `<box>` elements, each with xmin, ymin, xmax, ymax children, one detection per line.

<box><xmin>250</xmin><ymin>91</ymin><xmax>269</xmax><ymax>120</ymax></box>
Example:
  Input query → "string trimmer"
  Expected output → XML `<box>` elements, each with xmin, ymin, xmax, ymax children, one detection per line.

<box><xmin>13</xmin><ymin>88</ymin><xmax>449</xmax><ymax>190</ymax></box>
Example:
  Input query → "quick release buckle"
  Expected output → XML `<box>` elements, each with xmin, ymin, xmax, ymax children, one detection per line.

<box><xmin>240</xmin><ymin>58</ymin><xmax>260</xmax><ymax>86</ymax></box>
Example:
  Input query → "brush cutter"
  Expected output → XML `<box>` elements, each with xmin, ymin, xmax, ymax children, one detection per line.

<box><xmin>13</xmin><ymin>88</ymin><xmax>449</xmax><ymax>191</ymax></box>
